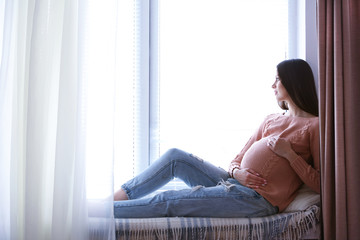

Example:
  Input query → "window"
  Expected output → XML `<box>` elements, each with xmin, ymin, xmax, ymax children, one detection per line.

<box><xmin>158</xmin><ymin>0</ymin><xmax>287</xmax><ymax>170</ymax></box>
<box><xmin>114</xmin><ymin>0</ymin><xmax>318</xmax><ymax>191</ymax></box>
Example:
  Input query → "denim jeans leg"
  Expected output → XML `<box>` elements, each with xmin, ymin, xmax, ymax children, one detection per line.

<box><xmin>114</xmin><ymin>179</ymin><xmax>278</xmax><ymax>218</ymax></box>
<box><xmin>121</xmin><ymin>148</ymin><xmax>230</xmax><ymax>200</ymax></box>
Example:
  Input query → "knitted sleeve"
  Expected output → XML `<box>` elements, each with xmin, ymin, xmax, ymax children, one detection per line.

<box><xmin>289</xmin><ymin>120</ymin><xmax>320</xmax><ymax>193</ymax></box>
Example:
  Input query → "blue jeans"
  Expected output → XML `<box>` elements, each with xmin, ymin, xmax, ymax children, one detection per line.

<box><xmin>114</xmin><ymin>148</ymin><xmax>278</xmax><ymax>218</ymax></box>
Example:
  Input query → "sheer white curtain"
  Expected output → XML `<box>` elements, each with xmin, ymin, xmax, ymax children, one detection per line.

<box><xmin>0</xmin><ymin>0</ymin><xmax>116</xmax><ymax>239</ymax></box>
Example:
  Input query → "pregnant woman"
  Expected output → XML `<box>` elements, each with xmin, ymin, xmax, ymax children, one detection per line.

<box><xmin>113</xmin><ymin>59</ymin><xmax>320</xmax><ymax>218</ymax></box>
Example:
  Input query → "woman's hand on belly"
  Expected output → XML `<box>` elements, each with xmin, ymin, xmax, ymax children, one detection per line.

<box><xmin>233</xmin><ymin>168</ymin><xmax>267</xmax><ymax>189</ymax></box>
<box><xmin>267</xmin><ymin>136</ymin><xmax>297</xmax><ymax>161</ymax></box>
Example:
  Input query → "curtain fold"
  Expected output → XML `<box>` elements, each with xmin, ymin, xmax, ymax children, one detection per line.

<box><xmin>318</xmin><ymin>0</ymin><xmax>360</xmax><ymax>239</ymax></box>
<box><xmin>0</xmin><ymin>0</ymin><xmax>117</xmax><ymax>239</ymax></box>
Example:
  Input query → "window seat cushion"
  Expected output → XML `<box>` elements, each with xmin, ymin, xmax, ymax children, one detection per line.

<box><xmin>284</xmin><ymin>185</ymin><xmax>320</xmax><ymax>213</ymax></box>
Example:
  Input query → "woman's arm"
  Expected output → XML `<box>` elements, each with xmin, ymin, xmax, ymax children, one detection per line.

<box><xmin>267</xmin><ymin>123</ymin><xmax>320</xmax><ymax>193</ymax></box>
<box><xmin>290</xmin><ymin>123</ymin><xmax>320</xmax><ymax>193</ymax></box>
<box><xmin>228</xmin><ymin>116</ymin><xmax>269</xmax><ymax>188</ymax></box>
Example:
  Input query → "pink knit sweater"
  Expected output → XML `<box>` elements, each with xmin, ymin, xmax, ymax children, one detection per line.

<box><xmin>229</xmin><ymin>113</ymin><xmax>320</xmax><ymax>212</ymax></box>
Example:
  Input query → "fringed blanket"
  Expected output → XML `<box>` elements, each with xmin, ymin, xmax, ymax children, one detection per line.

<box><xmin>114</xmin><ymin>205</ymin><xmax>320</xmax><ymax>240</ymax></box>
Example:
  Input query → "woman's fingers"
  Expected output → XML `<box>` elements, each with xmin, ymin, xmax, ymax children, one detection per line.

<box><xmin>244</xmin><ymin>168</ymin><xmax>267</xmax><ymax>188</ymax></box>
<box><xmin>246</xmin><ymin>168</ymin><xmax>260</xmax><ymax>176</ymax></box>
<box><xmin>233</xmin><ymin>168</ymin><xmax>268</xmax><ymax>189</ymax></box>
<box><xmin>267</xmin><ymin>136</ymin><xmax>278</xmax><ymax>148</ymax></box>
<box><xmin>267</xmin><ymin>136</ymin><xmax>293</xmax><ymax>159</ymax></box>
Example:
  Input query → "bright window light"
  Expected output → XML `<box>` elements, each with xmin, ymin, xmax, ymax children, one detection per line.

<box><xmin>112</xmin><ymin>0</ymin><xmax>290</xmax><ymax>193</ymax></box>
<box><xmin>158</xmin><ymin>0</ymin><xmax>288</xmax><ymax>169</ymax></box>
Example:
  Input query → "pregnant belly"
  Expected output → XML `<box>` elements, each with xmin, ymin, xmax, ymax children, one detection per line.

<box><xmin>240</xmin><ymin>137</ymin><xmax>277</xmax><ymax>173</ymax></box>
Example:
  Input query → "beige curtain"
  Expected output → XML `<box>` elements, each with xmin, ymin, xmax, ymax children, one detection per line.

<box><xmin>318</xmin><ymin>0</ymin><xmax>360</xmax><ymax>239</ymax></box>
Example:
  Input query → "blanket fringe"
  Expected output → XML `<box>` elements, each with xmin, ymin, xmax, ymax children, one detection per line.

<box><xmin>113</xmin><ymin>205</ymin><xmax>320</xmax><ymax>240</ymax></box>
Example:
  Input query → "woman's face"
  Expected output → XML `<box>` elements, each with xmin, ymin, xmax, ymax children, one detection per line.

<box><xmin>272</xmin><ymin>74</ymin><xmax>289</xmax><ymax>102</ymax></box>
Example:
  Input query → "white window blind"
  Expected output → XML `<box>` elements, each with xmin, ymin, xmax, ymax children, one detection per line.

<box><xmin>114</xmin><ymin>0</ymin><xmax>158</xmax><ymax>189</ymax></box>
<box><xmin>114</xmin><ymin>0</ymin><xmax>138</xmax><ymax>188</ymax></box>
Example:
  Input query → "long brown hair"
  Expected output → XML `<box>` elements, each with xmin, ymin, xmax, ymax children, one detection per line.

<box><xmin>277</xmin><ymin>59</ymin><xmax>319</xmax><ymax>116</ymax></box>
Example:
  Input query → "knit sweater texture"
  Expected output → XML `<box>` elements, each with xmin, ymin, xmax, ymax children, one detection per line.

<box><xmin>229</xmin><ymin>113</ymin><xmax>320</xmax><ymax>212</ymax></box>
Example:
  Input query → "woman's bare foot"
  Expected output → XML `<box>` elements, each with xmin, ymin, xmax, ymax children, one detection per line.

<box><xmin>114</xmin><ymin>188</ymin><xmax>129</xmax><ymax>201</ymax></box>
